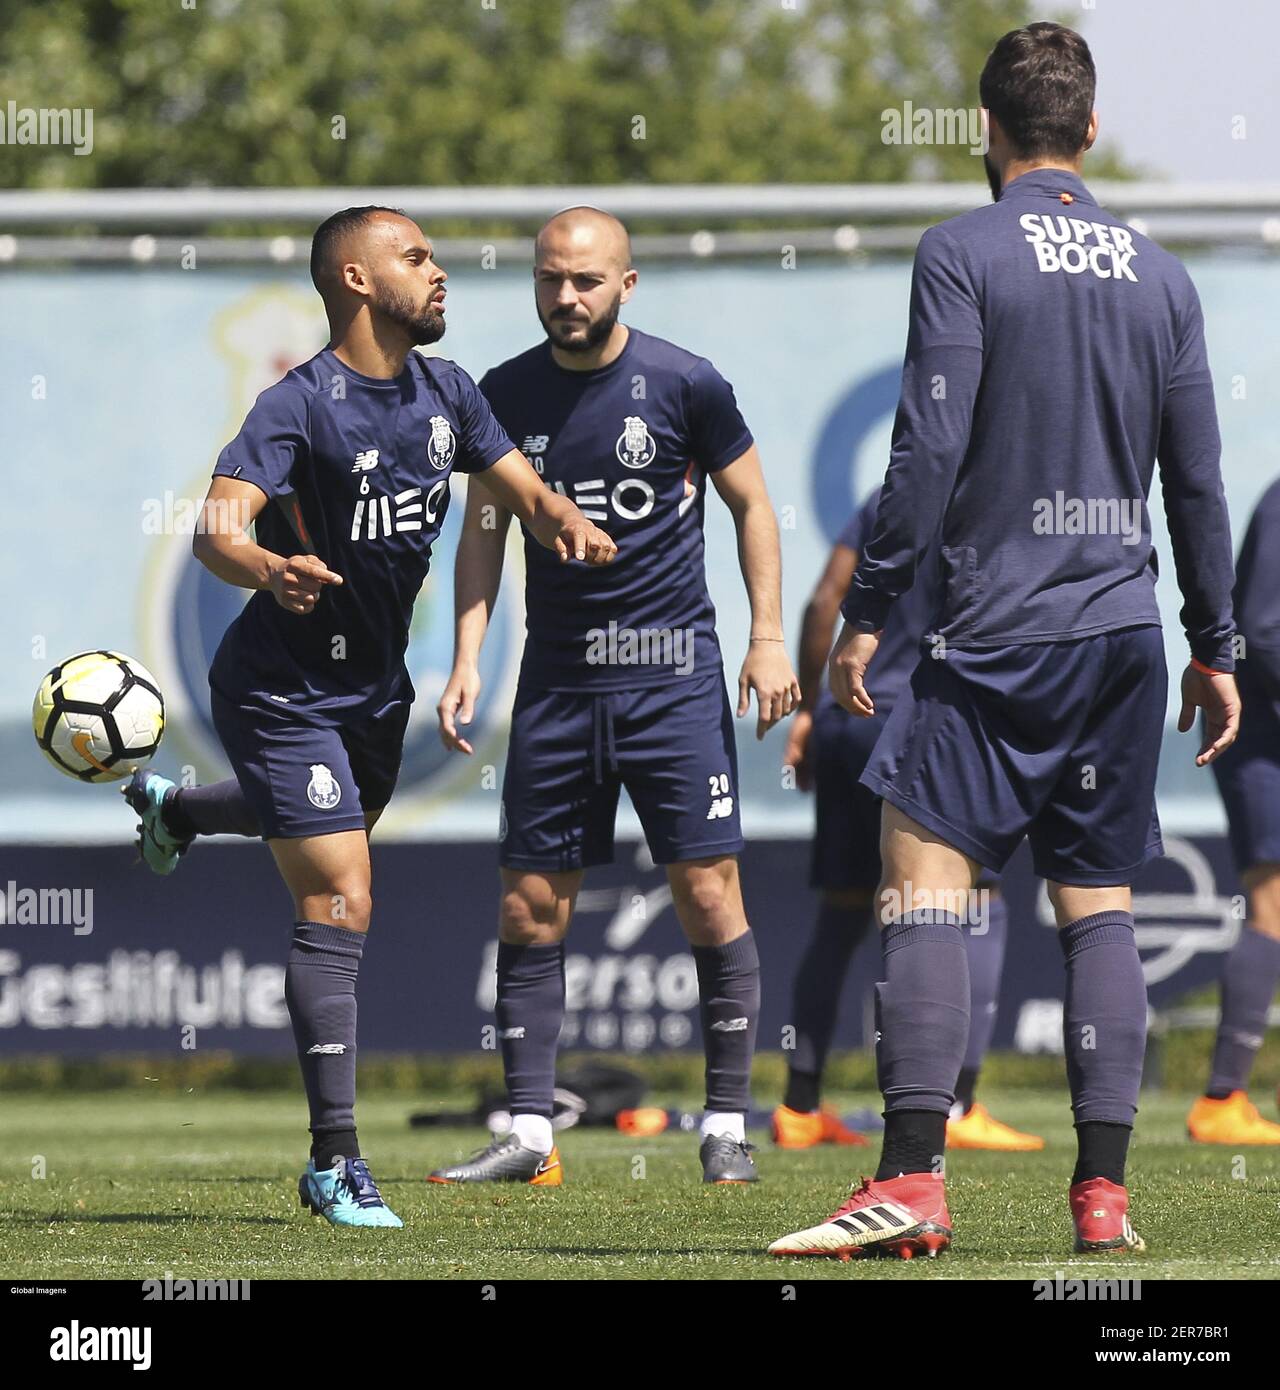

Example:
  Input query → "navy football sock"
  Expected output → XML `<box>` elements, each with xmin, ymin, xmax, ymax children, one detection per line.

<box><xmin>874</xmin><ymin>911</ymin><xmax>970</xmax><ymax>1119</ymax></box>
<box><xmin>285</xmin><ymin>921</ymin><xmax>364</xmax><ymax>1168</ymax></box>
<box><xmin>693</xmin><ymin>930</ymin><xmax>761</xmax><ymax>1114</ymax></box>
<box><xmin>1060</xmin><ymin>911</ymin><xmax>1146</xmax><ymax>1156</ymax></box>
<box><xmin>957</xmin><ymin>891</ymin><xmax>1008</xmax><ymax>1109</ymax></box>
<box><xmin>1207</xmin><ymin>924</ymin><xmax>1280</xmax><ymax>1097</ymax></box>
<box><xmin>875</xmin><ymin>1109</ymin><xmax>948</xmax><ymax>1181</ymax></box>
<box><xmin>784</xmin><ymin>899</ymin><xmax>872</xmax><ymax>1111</ymax></box>
<box><xmin>165</xmin><ymin>779</ymin><xmax>260</xmax><ymax>839</ymax></box>
<box><xmin>1072</xmin><ymin>1121</ymin><xmax>1130</xmax><ymax>1188</ymax></box>
<box><xmin>496</xmin><ymin>941</ymin><xmax>565</xmax><ymax>1121</ymax></box>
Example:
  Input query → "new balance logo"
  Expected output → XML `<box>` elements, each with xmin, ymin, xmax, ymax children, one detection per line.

<box><xmin>710</xmin><ymin>1017</ymin><xmax>749</xmax><ymax>1033</ymax></box>
<box><xmin>707</xmin><ymin>797</ymin><xmax>734</xmax><ymax>821</ymax></box>
<box><xmin>522</xmin><ymin>435</ymin><xmax>549</xmax><ymax>454</ymax></box>
<box><xmin>499</xmin><ymin>1026</ymin><xmax>526</xmax><ymax>1040</ymax></box>
<box><xmin>306</xmin><ymin>1043</ymin><xmax>346</xmax><ymax>1055</ymax></box>
<box><xmin>352</xmin><ymin>449</ymin><xmax>380</xmax><ymax>472</ymax></box>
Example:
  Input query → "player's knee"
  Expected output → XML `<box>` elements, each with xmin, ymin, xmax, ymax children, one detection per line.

<box><xmin>670</xmin><ymin>861</ymin><xmax>737</xmax><ymax>929</ymax></box>
<box><xmin>1245</xmin><ymin>868</ymin><xmax>1280</xmax><ymax>938</ymax></box>
<box><xmin>498</xmin><ymin>887</ymin><xmax>561</xmax><ymax>945</ymax></box>
<box><xmin>324</xmin><ymin>881</ymin><xmax>372</xmax><ymax>933</ymax></box>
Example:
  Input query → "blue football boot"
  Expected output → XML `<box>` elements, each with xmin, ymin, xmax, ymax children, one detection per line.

<box><xmin>122</xmin><ymin>770</ymin><xmax>191</xmax><ymax>876</ymax></box>
<box><xmin>298</xmin><ymin>1157</ymin><xmax>404</xmax><ymax>1229</ymax></box>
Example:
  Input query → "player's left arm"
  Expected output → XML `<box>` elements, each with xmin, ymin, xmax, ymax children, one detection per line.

<box><xmin>479</xmin><ymin>448</ymin><xmax>617</xmax><ymax>566</ymax></box>
<box><xmin>711</xmin><ymin>445</ymin><xmax>802</xmax><ymax>739</ymax></box>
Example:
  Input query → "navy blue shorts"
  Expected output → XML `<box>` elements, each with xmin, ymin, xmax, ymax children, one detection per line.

<box><xmin>861</xmin><ymin>625</ymin><xmax>1166</xmax><ymax>886</ymax></box>
<box><xmin>210</xmin><ymin>690</ymin><xmax>410</xmax><ymax>839</ymax></box>
<box><xmin>500</xmin><ymin>668</ymin><xmax>744</xmax><ymax>871</ymax></box>
<box><xmin>1211</xmin><ymin>675</ymin><xmax>1280</xmax><ymax>873</ymax></box>
<box><xmin>811</xmin><ymin>701</ymin><xmax>888</xmax><ymax>893</ymax></box>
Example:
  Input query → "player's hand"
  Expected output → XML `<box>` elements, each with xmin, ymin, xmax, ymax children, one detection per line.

<box><xmin>783</xmin><ymin>709</ymin><xmax>815</xmax><ymax>791</ymax></box>
<box><xmin>268</xmin><ymin>554</ymin><xmax>343</xmax><ymax>614</ymax></box>
<box><xmin>1178</xmin><ymin>662</ymin><xmax>1241</xmax><ymax>767</ymax></box>
<box><xmin>829</xmin><ymin>623</ymin><xmax>879</xmax><ymax>717</ymax></box>
<box><xmin>553</xmin><ymin>516</ymin><xmax>617</xmax><ymax>566</ymax></box>
<box><xmin>437</xmin><ymin>662</ymin><xmax>482</xmax><ymax>756</ymax></box>
<box><xmin>737</xmin><ymin>641</ymin><xmax>801</xmax><ymax>740</ymax></box>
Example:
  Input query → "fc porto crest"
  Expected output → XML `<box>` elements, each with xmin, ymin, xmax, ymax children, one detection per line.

<box><xmin>616</xmin><ymin>415</ymin><xmax>657</xmax><ymax>470</ymax></box>
<box><xmin>427</xmin><ymin>414</ymin><xmax>457</xmax><ymax>471</ymax></box>
<box><xmin>306</xmin><ymin>763</ymin><xmax>342</xmax><ymax>810</ymax></box>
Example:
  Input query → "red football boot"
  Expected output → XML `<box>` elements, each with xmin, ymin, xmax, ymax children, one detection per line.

<box><xmin>768</xmin><ymin>1171</ymin><xmax>951</xmax><ymax>1260</ymax></box>
<box><xmin>1070</xmin><ymin>1177</ymin><xmax>1145</xmax><ymax>1253</ymax></box>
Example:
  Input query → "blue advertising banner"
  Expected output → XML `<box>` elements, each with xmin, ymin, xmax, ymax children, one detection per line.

<box><xmin>0</xmin><ymin>834</ymin><xmax>1242</xmax><ymax>1056</ymax></box>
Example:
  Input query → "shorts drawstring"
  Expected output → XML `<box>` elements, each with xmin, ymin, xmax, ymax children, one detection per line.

<box><xmin>592</xmin><ymin>694</ymin><xmax>620</xmax><ymax>785</ymax></box>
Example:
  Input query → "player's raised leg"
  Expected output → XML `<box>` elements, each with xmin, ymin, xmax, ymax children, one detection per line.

<box><xmin>427</xmin><ymin>868</ymin><xmax>576</xmax><ymax>1185</ymax></box>
<box><xmin>122</xmin><ymin>772</ymin><xmax>261</xmax><ymax>874</ymax></box>
<box><xmin>272</xmin><ymin>826</ymin><xmax>402</xmax><ymax>1228</ymax></box>
<box><xmin>667</xmin><ymin>855</ymin><xmax>762</xmax><ymax>1182</ymax></box>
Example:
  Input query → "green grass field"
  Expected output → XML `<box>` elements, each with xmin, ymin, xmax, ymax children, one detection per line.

<box><xmin>2</xmin><ymin>1087</ymin><xmax>1279</xmax><ymax>1281</ymax></box>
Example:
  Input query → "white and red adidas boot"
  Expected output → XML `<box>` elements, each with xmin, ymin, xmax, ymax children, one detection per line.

<box><xmin>1070</xmin><ymin>1177</ymin><xmax>1145</xmax><ymax>1253</ymax></box>
<box><xmin>768</xmin><ymin>1172</ymin><xmax>951</xmax><ymax>1261</ymax></box>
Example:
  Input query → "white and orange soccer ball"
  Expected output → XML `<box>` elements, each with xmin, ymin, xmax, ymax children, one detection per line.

<box><xmin>32</xmin><ymin>650</ymin><xmax>165</xmax><ymax>783</ymax></box>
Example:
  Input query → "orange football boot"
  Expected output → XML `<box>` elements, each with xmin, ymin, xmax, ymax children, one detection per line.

<box><xmin>1187</xmin><ymin>1091</ymin><xmax>1280</xmax><ymax>1145</ymax></box>
<box><xmin>947</xmin><ymin>1102</ymin><xmax>1045</xmax><ymax>1151</ymax></box>
<box><xmin>616</xmin><ymin>1107</ymin><xmax>671</xmax><ymax>1138</ymax></box>
<box><xmin>772</xmin><ymin>1105</ymin><xmax>870</xmax><ymax>1149</ymax></box>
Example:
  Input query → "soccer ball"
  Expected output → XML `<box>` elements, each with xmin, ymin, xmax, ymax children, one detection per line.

<box><xmin>32</xmin><ymin>650</ymin><xmax>165</xmax><ymax>783</ymax></box>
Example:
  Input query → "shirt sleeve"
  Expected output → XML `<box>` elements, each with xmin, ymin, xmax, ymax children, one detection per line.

<box><xmin>838</xmin><ymin>487</ymin><xmax>882</xmax><ymax>555</ymax></box>
<box><xmin>685</xmin><ymin>358</ymin><xmax>754</xmax><ymax>473</ymax></box>
<box><xmin>842</xmin><ymin>226</ymin><xmax>983</xmax><ymax>631</ymax></box>
<box><xmin>212</xmin><ymin>382</ymin><xmax>309</xmax><ymax>499</ymax></box>
<box><xmin>1234</xmin><ymin>482</ymin><xmax>1280</xmax><ymax>694</ymax></box>
<box><xmin>451</xmin><ymin>366</ymin><xmax>516</xmax><ymax>474</ymax></box>
<box><xmin>1156</xmin><ymin>273</ymin><xmax>1237</xmax><ymax>671</ymax></box>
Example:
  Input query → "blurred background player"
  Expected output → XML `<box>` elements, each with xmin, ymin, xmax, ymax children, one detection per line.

<box><xmin>1188</xmin><ymin>476</ymin><xmax>1280</xmax><ymax>1144</ymax></box>
<box><xmin>128</xmin><ymin>206</ymin><xmax>615</xmax><ymax>1226</ymax></box>
<box><xmin>770</xmin><ymin>23</ymin><xmax>1239</xmax><ymax>1262</ymax></box>
<box><xmin>431</xmin><ymin>207</ymin><xmax>800</xmax><ymax>1186</ymax></box>
<box><xmin>775</xmin><ymin>485</ymin><xmax>1043</xmax><ymax>1153</ymax></box>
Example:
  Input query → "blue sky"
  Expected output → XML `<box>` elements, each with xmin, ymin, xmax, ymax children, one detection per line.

<box><xmin>1079</xmin><ymin>0</ymin><xmax>1278</xmax><ymax>181</ymax></box>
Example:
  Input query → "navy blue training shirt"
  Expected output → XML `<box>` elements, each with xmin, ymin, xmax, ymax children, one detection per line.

<box><xmin>1232</xmin><ymin>476</ymin><xmax>1280</xmax><ymax>713</ymax></box>
<box><xmin>843</xmin><ymin>168</ymin><xmax>1236</xmax><ymax>671</ymax></box>
<box><xmin>819</xmin><ymin>486</ymin><xmax>943</xmax><ymax>714</ymax></box>
<box><xmin>479</xmin><ymin>327</ymin><xmax>754</xmax><ymax>691</ymax></box>
<box><xmin>210</xmin><ymin>347</ymin><xmax>514</xmax><ymax>717</ymax></box>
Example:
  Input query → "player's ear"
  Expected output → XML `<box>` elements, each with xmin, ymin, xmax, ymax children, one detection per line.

<box><xmin>1082</xmin><ymin>110</ymin><xmax>1099</xmax><ymax>154</ymax></box>
<box><xmin>620</xmin><ymin>267</ymin><xmax>638</xmax><ymax>303</ymax></box>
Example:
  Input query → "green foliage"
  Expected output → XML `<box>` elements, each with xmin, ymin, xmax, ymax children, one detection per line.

<box><xmin>0</xmin><ymin>0</ymin><xmax>1130</xmax><ymax>194</ymax></box>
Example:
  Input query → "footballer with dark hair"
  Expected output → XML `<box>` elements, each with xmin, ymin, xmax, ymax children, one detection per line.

<box><xmin>123</xmin><ymin>206</ymin><xmax>615</xmax><ymax>1227</ymax></box>
<box><xmin>771</xmin><ymin>23</ymin><xmax>1239</xmax><ymax>1259</ymax></box>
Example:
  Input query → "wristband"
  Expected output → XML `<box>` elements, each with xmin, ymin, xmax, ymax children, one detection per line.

<box><xmin>1190</xmin><ymin>657</ymin><xmax>1231</xmax><ymax>677</ymax></box>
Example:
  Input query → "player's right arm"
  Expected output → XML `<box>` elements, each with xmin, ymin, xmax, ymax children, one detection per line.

<box><xmin>783</xmin><ymin>537</ymin><xmax>859</xmax><ymax>788</ymax></box>
<box><xmin>1158</xmin><ymin>271</ymin><xmax>1240</xmax><ymax>765</ymax></box>
<box><xmin>192</xmin><ymin>476</ymin><xmax>342</xmax><ymax>614</ymax></box>
<box><xmin>437</xmin><ymin>476</ymin><xmax>511</xmax><ymax>755</ymax></box>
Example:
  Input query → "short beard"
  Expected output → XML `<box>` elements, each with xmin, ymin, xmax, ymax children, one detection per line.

<box><xmin>984</xmin><ymin>154</ymin><xmax>1002</xmax><ymax>203</ymax></box>
<box><xmin>538</xmin><ymin>292</ymin><xmax>621</xmax><ymax>354</ymax></box>
<box><xmin>372</xmin><ymin>279</ymin><xmax>445</xmax><ymax>346</ymax></box>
